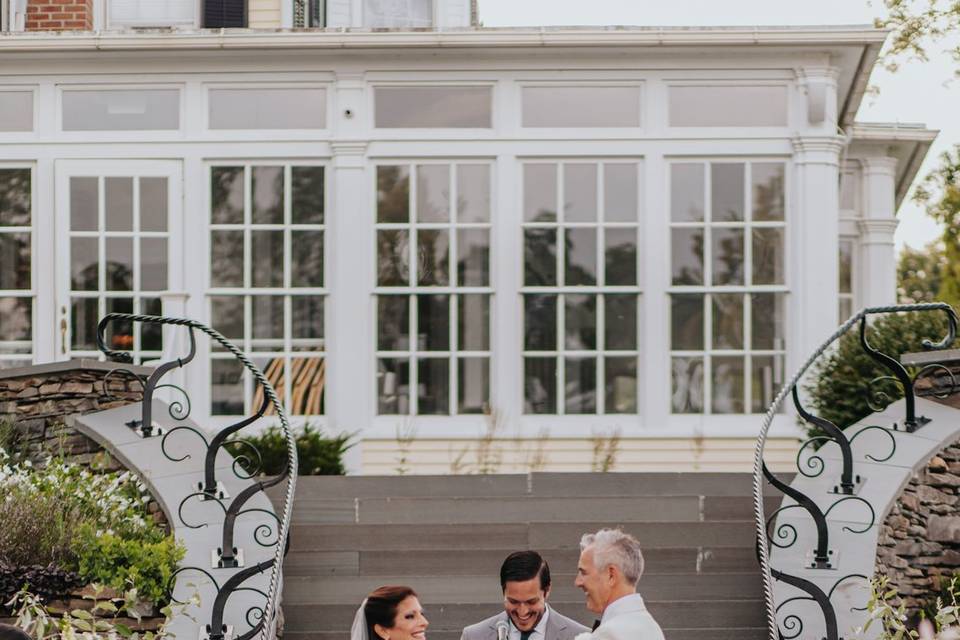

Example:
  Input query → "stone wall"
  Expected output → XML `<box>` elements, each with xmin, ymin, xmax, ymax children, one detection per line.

<box><xmin>876</xmin><ymin>440</ymin><xmax>960</xmax><ymax>612</ymax></box>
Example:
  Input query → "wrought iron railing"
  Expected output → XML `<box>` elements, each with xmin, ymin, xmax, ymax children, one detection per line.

<box><xmin>753</xmin><ymin>303</ymin><xmax>958</xmax><ymax>640</ymax></box>
<box><xmin>96</xmin><ymin>313</ymin><xmax>298</xmax><ymax>640</ymax></box>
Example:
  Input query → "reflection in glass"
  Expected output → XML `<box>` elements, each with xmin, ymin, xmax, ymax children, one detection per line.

<box><xmin>105</xmin><ymin>298</ymin><xmax>133</xmax><ymax>350</ymax></box>
<box><xmin>522</xmin><ymin>87</ymin><xmax>641</xmax><ymax>128</ymax></box>
<box><xmin>292</xmin><ymin>296</ymin><xmax>324</xmax><ymax>350</ymax></box>
<box><xmin>211</xmin><ymin>296</ymin><xmax>244</xmax><ymax>341</ymax></box>
<box><xmin>377</xmin><ymin>295</ymin><xmax>409</xmax><ymax>351</ymax></box>
<box><xmin>712</xmin><ymin>356</ymin><xmax>745</xmax><ymax>413</ymax></box>
<box><xmin>252</xmin><ymin>295</ymin><xmax>284</xmax><ymax>351</ymax></box>
<box><xmin>711</xmin><ymin>228</ymin><xmax>744</xmax><ymax>285</ymax></box>
<box><xmin>418</xmin><ymin>358</ymin><xmax>449</xmax><ymax>415</ymax></box>
<box><xmin>377</xmin><ymin>229</ymin><xmax>410</xmax><ymax>286</ymax></box>
<box><xmin>210</xmin><ymin>230</ymin><xmax>243</xmax><ymax>287</ymax></box>
<box><xmin>211</xmin><ymin>359</ymin><xmax>244</xmax><ymax>415</ymax></box>
<box><xmin>292</xmin><ymin>167</ymin><xmax>325</xmax><ymax>224</ymax></box>
<box><xmin>751</xmin><ymin>355</ymin><xmax>783</xmax><ymax>413</ymax></box>
<box><xmin>70</xmin><ymin>177</ymin><xmax>98</xmax><ymax>231</ymax></box>
<box><xmin>524</xmin><ymin>228</ymin><xmax>556</xmax><ymax>286</ymax></box>
<box><xmin>141</xmin><ymin>298</ymin><xmax>163</xmax><ymax>351</ymax></box>
<box><xmin>211</xmin><ymin>167</ymin><xmax>244</xmax><ymax>225</ymax></box>
<box><xmin>292</xmin><ymin>230</ymin><xmax>324</xmax><ymax>287</ymax></box>
<box><xmin>378</xmin><ymin>358</ymin><xmax>410</xmax><ymax>414</ymax></box>
<box><xmin>252</xmin><ymin>231</ymin><xmax>284</xmax><ymax>288</ymax></box>
<box><xmin>417</xmin><ymin>295</ymin><xmax>449</xmax><ymax>351</ymax></box>
<box><xmin>252</xmin><ymin>166</ymin><xmax>283</xmax><ymax>224</ymax></box>
<box><xmin>565</xmin><ymin>228</ymin><xmax>596</xmax><ymax>286</ymax></box>
<box><xmin>671</xmin><ymin>228</ymin><xmax>703</xmax><ymax>285</ymax></box>
<box><xmin>70</xmin><ymin>238</ymin><xmax>98</xmax><ymax>291</ymax></box>
<box><xmin>671</xmin><ymin>164</ymin><xmax>704</xmax><ymax>222</ymax></box>
<box><xmin>105</xmin><ymin>238</ymin><xmax>133</xmax><ymax>291</ymax></box>
<box><xmin>254</xmin><ymin>357</ymin><xmax>284</xmax><ymax>414</ymax></box>
<box><xmin>671</xmin><ymin>294</ymin><xmax>704</xmax><ymax>351</ymax></box>
<box><xmin>604</xmin><ymin>163</ymin><xmax>637</xmax><ymax>223</ymax></box>
<box><xmin>417</xmin><ymin>229</ymin><xmax>449</xmax><ymax>286</ymax></box>
<box><xmin>105</xmin><ymin>177</ymin><xmax>133</xmax><ymax>232</ymax></box>
<box><xmin>565</xmin><ymin>357</ymin><xmax>596</xmax><ymax>414</ymax></box>
<box><xmin>0</xmin><ymin>297</ymin><xmax>31</xmax><ymax>343</ymax></box>
<box><xmin>671</xmin><ymin>357</ymin><xmax>703</xmax><ymax>413</ymax></box>
<box><xmin>457</xmin><ymin>164</ymin><xmax>490</xmax><ymax>222</ymax></box>
<box><xmin>524</xmin><ymin>295</ymin><xmax>557</xmax><ymax>351</ymax></box>
<box><xmin>71</xmin><ymin>297</ymin><xmax>99</xmax><ymax>350</ymax></box>
<box><xmin>752</xmin><ymin>163</ymin><xmax>785</xmax><ymax>221</ymax></box>
<box><xmin>565</xmin><ymin>294</ymin><xmax>596</xmax><ymax>350</ymax></box>
<box><xmin>711</xmin><ymin>163</ymin><xmax>744</xmax><ymax>221</ymax></box>
<box><xmin>524</xmin><ymin>357</ymin><xmax>556</xmax><ymax>414</ymax></box>
<box><xmin>458</xmin><ymin>295</ymin><xmax>489</xmax><ymax>351</ymax></box>
<box><xmin>605</xmin><ymin>357</ymin><xmax>637</xmax><ymax>413</ymax></box>
<box><xmin>458</xmin><ymin>357</ymin><xmax>489</xmax><ymax>414</ymax></box>
<box><xmin>712</xmin><ymin>293</ymin><xmax>744</xmax><ymax>349</ymax></box>
<box><xmin>374</xmin><ymin>86</ymin><xmax>491</xmax><ymax>128</ymax></box>
<box><xmin>291</xmin><ymin>357</ymin><xmax>325</xmax><ymax>416</ymax></box>
<box><xmin>140</xmin><ymin>177</ymin><xmax>168</xmax><ymax>232</ymax></box>
<box><xmin>377</xmin><ymin>166</ymin><xmax>410</xmax><ymax>223</ymax></box>
<box><xmin>0</xmin><ymin>169</ymin><xmax>31</xmax><ymax>226</ymax></box>
<box><xmin>605</xmin><ymin>227</ymin><xmax>636</xmax><ymax>286</ymax></box>
<box><xmin>751</xmin><ymin>293</ymin><xmax>785</xmax><ymax>350</ymax></box>
<box><xmin>0</xmin><ymin>233</ymin><xmax>30</xmax><ymax>290</ymax></box>
<box><xmin>140</xmin><ymin>238</ymin><xmax>167</xmax><ymax>291</ymax></box>
<box><xmin>524</xmin><ymin>164</ymin><xmax>557</xmax><ymax>222</ymax></box>
<box><xmin>839</xmin><ymin>240</ymin><xmax>853</xmax><ymax>293</ymax></box>
<box><xmin>752</xmin><ymin>228</ymin><xmax>784</xmax><ymax>285</ymax></box>
<box><xmin>457</xmin><ymin>229</ymin><xmax>489</xmax><ymax>286</ymax></box>
<box><xmin>416</xmin><ymin>165</ymin><xmax>449</xmax><ymax>223</ymax></box>
<box><xmin>839</xmin><ymin>298</ymin><xmax>853</xmax><ymax>323</ymax></box>
<box><xmin>564</xmin><ymin>163</ymin><xmax>597</xmax><ymax>222</ymax></box>
<box><xmin>605</xmin><ymin>294</ymin><xmax>637</xmax><ymax>350</ymax></box>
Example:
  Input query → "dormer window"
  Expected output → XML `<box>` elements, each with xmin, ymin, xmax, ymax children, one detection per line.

<box><xmin>363</xmin><ymin>0</ymin><xmax>432</xmax><ymax>28</ymax></box>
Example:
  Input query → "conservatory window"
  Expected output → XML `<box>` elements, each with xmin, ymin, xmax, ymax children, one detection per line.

<box><xmin>0</xmin><ymin>168</ymin><xmax>32</xmax><ymax>369</ymax></box>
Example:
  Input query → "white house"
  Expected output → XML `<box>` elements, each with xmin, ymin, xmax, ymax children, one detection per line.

<box><xmin>0</xmin><ymin>0</ymin><xmax>936</xmax><ymax>473</ymax></box>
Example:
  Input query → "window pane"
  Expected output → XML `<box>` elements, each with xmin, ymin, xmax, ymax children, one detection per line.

<box><xmin>751</xmin><ymin>293</ymin><xmax>785</xmax><ymax>351</ymax></box>
<box><xmin>752</xmin><ymin>163</ymin><xmax>785</xmax><ymax>221</ymax></box>
<box><xmin>671</xmin><ymin>294</ymin><xmax>703</xmax><ymax>351</ymax></box>
<box><xmin>458</xmin><ymin>357</ymin><xmax>489</xmax><ymax>414</ymax></box>
<box><xmin>70</xmin><ymin>177</ymin><xmax>98</xmax><ymax>231</ymax></box>
<box><xmin>105</xmin><ymin>237</ymin><xmax>133</xmax><ymax>291</ymax></box>
<box><xmin>209</xmin><ymin>88</ymin><xmax>327</xmax><ymax>130</ymax></box>
<box><xmin>524</xmin><ymin>294</ymin><xmax>557</xmax><ymax>351</ymax></box>
<box><xmin>211</xmin><ymin>167</ymin><xmax>244</xmax><ymax>225</ymax></box>
<box><xmin>565</xmin><ymin>228</ymin><xmax>596</xmax><ymax>286</ymax></box>
<box><xmin>416</xmin><ymin>165</ymin><xmax>449</xmax><ymax>223</ymax></box>
<box><xmin>71</xmin><ymin>237</ymin><xmax>98</xmax><ymax>291</ymax></box>
<box><xmin>711</xmin><ymin>163</ymin><xmax>744</xmax><ymax>222</ymax></box>
<box><xmin>712</xmin><ymin>293</ymin><xmax>744</xmax><ymax>349</ymax></box>
<box><xmin>292</xmin><ymin>230</ymin><xmax>324</xmax><ymax>287</ymax></box>
<box><xmin>605</xmin><ymin>227</ymin><xmax>637</xmax><ymax>286</ymax></box>
<box><xmin>378</xmin><ymin>358</ymin><xmax>410</xmax><ymax>414</ymax></box>
<box><xmin>418</xmin><ymin>358</ymin><xmax>449</xmax><ymax>415</ymax></box>
<box><xmin>564</xmin><ymin>164</ymin><xmax>597</xmax><ymax>222</ymax></box>
<box><xmin>211</xmin><ymin>295</ymin><xmax>244</xmax><ymax>342</ymax></box>
<box><xmin>292</xmin><ymin>296</ymin><xmax>324</xmax><ymax>350</ymax></box>
<box><xmin>0</xmin><ymin>298</ymin><xmax>31</xmax><ymax>343</ymax></box>
<box><xmin>255</xmin><ymin>357</ymin><xmax>285</xmax><ymax>412</ymax></box>
<box><xmin>212</xmin><ymin>359</ymin><xmax>244</xmax><ymax>415</ymax></box>
<box><xmin>105</xmin><ymin>177</ymin><xmax>133</xmax><ymax>232</ymax></box>
<box><xmin>140</xmin><ymin>237</ymin><xmax>167</xmax><ymax>291</ymax></box>
<box><xmin>524</xmin><ymin>229</ymin><xmax>556</xmax><ymax>286</ymax></box>
<box><xmin>417</xmin><ymin>229</ymin><xmax>449</xmax><ymax>286</ymax></box>
<box><xmin>292</xmin><ymin>167</ymin><xmax>325</xmax><ymax>224</ymax></box>
<box><xmin>252</xmin><ymin>231</ymin><xmax>284</xmax><ymax>288</ymax></box>
<box><xmin>0</xmin><ymin>169</ymin><xmax>31</xmax><ymax>227</ymax></box>
<box><xmin>374</xmin><ymin>86</ymin><xmax>491</xmax><ymax>128</ymax></box>
<box><xmin>672</xmin><ymin>356</ymin><xmax>703</xmax><ymax>413</ymax></box>
<box><xmin>291</xmin><ymin>357</ymin><xmax>326</xmax><ymax>415</ymax></box>
<box><xmin>104</xmin><ymin>298</ymin><xmax>133</xmax><ymax>350</ymax></box>
<box><xmin>457</xmin><ymin>229</ymin><xmax>489</xmax><ymax>286</ymax></box>
<box><xmin>377</xmin><ymin>166</ymin><xmax>410</xmax><ymax>223</ymax></box>
<box><xmin>252</xmin><ymin>295</ymin><xmax>284</xmax><ymax>351</ymax></box>
<box><xmin>417</xmin><ymin>295</ymin><xmax>449</xmax><ymax>351</ymax></box>
<box><xmin>564</xmin><ymin>294</ymin><xmax>596</xmax><ymax>350</ymax></box>
<box><xmin>839</xmin><ymin>240</ymin><xmax>853</xmax><ymax>294</ymax></box>
<box><xmin>378</xmin><ymin>296</ymin><xmax>409</xmax><ymax>351</ymax></box>
<box><xmin>524</xmin><ymin>164</ymin><xmax>557</xmax><ymax>222</ymax></box>
<box><xmin>669</xmin><ymin>85</ymin><xmax>787</xmax><ymax>127</ymax></box>
<box><xmin>605</xmin><ymin>357</ymin><xmax>637</xmax><ymax>413</ymax></box>
<box><xmin>252</xmin><ymin>166</ymin><xmax>283</xmax><ymax>225</ymax></box>
<box><xmin>62</xmin><ymin>89</ymin><xmax>180</xmax><ymax>131</ymax></box>
<box><xmin>604</xmin><ymin>164</ymin><xmax>637</xmax><ymax>223</ymax></box>
<box><xmin>0</xmin><ymin>233</ymin><xmax>30</xmax><ymax>290</ymax></box>
<box><xmin>712</xmin><ymin>356</ymin><xmax>745</xmax><ymax>413</ymax></box>
<box><xmin>671</xmin><ymin>228</ymin><xmax>703</xmax><ymax>285</ymax></box>
<box><xmin>140</xmin><ymin>177</ymin><xmax>168</xmax><ymax>232</ymax></box>
<box><xmin>377</xmin><ymin>229</ymin><xmax>410</xmax><ymax>286</ymax></box>
<box><xmin>0</xmin><ymin>92</ymin><xmax>33</xmax><ymax>132</ymax></box>
<box><xmin>605</xmin><ymin>294</ymin><xmax>637</xmax><ymax>351</ymax></box>
<box><xmin>522</xmin><ymin>86</ymin><xmax>640</xmax><ymax>128</ymax></box>
<box><xmin>711</xmin><ymin>228</ymin><xmax>744</xmax><ymax>286</ymax></box>
<box><xmin>210</xmin><ymin>230</ymin><xmax>244</xmax><ymax>287</ymax></box>
<box><xmin>751</xmin><ymin>354</ymin><xmax>784</xmax><ymax>413</ymax></box>
<box><xmin>458</xmin><ymin>294</ymin><xmax>489</xmax><ymax>351</ymax></box>
<box><xmin>140</xmin><ymin>297</ymin><xmax>163</xmax><ymax>351</ymax></box>
<box><xmin>524</xmin><ymin>357</ymin><xmax>557</xmax><ymax>414</ymax></box>
<box><xmin>71</xmin><ymin>297</ymin><xmax>98</xmax><ymax>349</ymax></box>
<box><xmin>671</xmin><ymin>164</ymin><xmax>704</xmax><ymax>222</ymax></box>
<box><xmin>752</xmin><ymin>228</ymin><xmax>784</xmax><ymax>285</ymax></box>
<box><xmin>364</xmin><ymin>0</ymin><xmax>432</xmax><ymax>27</ymax></box>
<box><xmin>565</xmin><ymin>357</ymin><xmax>597</xmax><ymax>414</ymax></box>
<box><xmin>457</xmin><ymin>164</ymin><xmax>489</xmax><ymax>222</ymax></box>
<box><xmin>839</xmin><ymin>298</ymin><xmax>853</xmax><ymax>323</ymax></box>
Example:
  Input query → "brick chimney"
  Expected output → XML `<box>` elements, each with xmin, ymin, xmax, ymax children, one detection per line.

<box><xmin>26</xmin><ymin>0</ymin><xmax>94</xmax><ymax>31</ymax></box>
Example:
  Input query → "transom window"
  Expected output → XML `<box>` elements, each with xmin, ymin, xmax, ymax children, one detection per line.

<box><xmin>68</xmin><ymin>175</ymin><xmax>168</xmax><ymax>363</ymax></box>
<box><xmin>364</xmin><ymin>0</ymin><xmax>432</xmax><ymax>28</ymax></box>
<box><xmin>521</xmin><ymin>161</ymin><xmax>641</xmax><ymax>415</ymax></box>
<box><xmin>669</xmin><ymin>160</ymin><xmax>787</xmax><ymax>414</ymax></box>
<box><xmin>209</xmin><ymin>164</ymin><xmax>326</xmax><ymax>417</ymax></box>
<box><xmin>0</xmin><ymin>168</ymin><xmax>32</xmax><ymax>369</ymax></box>
<box><xmin>375</xmin><ymin>162</ymin><xmax>492</xmax><ymax>415</ymax></box>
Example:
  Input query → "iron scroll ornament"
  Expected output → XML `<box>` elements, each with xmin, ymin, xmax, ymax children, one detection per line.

<box><xmin>96</xmin><ymin>313</ymin><xmax>297</xmax><ymax>640</ymax></box>
<box><xmin>753</xmin><ymin>303</ymin><xmax>958</xmax><ymax>640</ymax></box>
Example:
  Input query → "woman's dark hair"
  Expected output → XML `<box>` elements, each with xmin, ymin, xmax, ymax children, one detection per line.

<box><xmin>500</xmin><ymin>550</ymin><xmax>551</xmax><ymax>592</ymax></box>
<box><xmin>364</xmin><ymin>585</ymin><xmax>417</xmax><ymax>639</ymax></box>
<box><xmin>0</xmin><ymin>624</ymin><xmax>31</xmax><ymax>640</ymax></box>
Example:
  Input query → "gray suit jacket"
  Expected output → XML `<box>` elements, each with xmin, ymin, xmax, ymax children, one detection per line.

<box><xmin>460</xmin><ymin>608</ymin><xmax>589</xmax><ymax>640</ymax></box>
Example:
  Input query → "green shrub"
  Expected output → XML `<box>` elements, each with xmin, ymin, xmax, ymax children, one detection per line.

<box><xmin>227</xmin><ymin>423</ymin><xmax>353</xmax><ymax>476</ymax></box>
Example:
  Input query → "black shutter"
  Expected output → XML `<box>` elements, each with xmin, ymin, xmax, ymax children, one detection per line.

<box><xmin>204</xmin><ymin>0</ymin><xmax>247</xmax><ymax>28</ymax></box>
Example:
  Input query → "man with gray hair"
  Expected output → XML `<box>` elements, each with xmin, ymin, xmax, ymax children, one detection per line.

<box><xmin>573</xmin><ymin>528</ymin><xmax>664</xmax><ymax>640</ymax></box>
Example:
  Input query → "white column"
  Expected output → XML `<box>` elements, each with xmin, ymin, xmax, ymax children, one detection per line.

<box><xmin>857</xmin><ymin>157</ymin><xmax>899</xmax><ymax>306</ymax></box>
<box><xmin>791</xmin><ymin>136</ymin><xmax>844</xmax><ymax>362</ymax></box>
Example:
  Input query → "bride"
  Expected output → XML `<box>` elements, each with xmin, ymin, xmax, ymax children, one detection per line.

<box><xmin>351</xmin><ymin>585</ymin><xmax>429</xmax><ymax>640</ymax></box>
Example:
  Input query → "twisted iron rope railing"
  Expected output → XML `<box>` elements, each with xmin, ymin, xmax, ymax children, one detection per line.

<box><xmin>96</xmin><ymin>313</ymin><xmax>298</xmax><ymax>640</ymax></box>
<box><xmin>752</xmin><ymin>302</ymin><xmax>958</xmax><ymax>639</ymax></box>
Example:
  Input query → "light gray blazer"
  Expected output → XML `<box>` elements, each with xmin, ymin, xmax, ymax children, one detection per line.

<box><xmin>460</xmin><ymin>608</ymin><xmax>589</xmax><ymax>640</ymax></box>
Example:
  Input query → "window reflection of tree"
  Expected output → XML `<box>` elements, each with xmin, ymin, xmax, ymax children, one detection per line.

<box><xmin>674</xmin><ymin>231</ymin><xmax>703</xmax><ymax>285</ymax></box>
<box><xmin>416</xmin><ymin>229</ymin><xmax>448</xmax><ymax>286</ymax></box>
<box><xmin>524</xmin><ymin>227</ymin><xmax>556</xmax><ymax>286</ymax></box>
<box><xmin>713</xmin><ymin>233</ymin><xmax>743</xmax><ymax>285</ymax></box>
<box><xmin>377</xmin><ymin>165</ymin><xmax>409</xmax><ymax>223</ymax></box>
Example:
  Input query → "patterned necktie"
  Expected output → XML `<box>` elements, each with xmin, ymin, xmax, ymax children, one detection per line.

<box><xmin>520</xmin><ymin>632</ymin><xmax>533</xmax><ymax>640</ymax></box>
<box><xmin>592</xmin><ymin>619</ymin><xmax>601</xmax><ymax>631</ymax></box>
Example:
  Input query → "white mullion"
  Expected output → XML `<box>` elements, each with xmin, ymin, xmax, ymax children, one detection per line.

<box><xmin>132</xmin><ymin>177</ymin><xmax>142</xmax><ymax>357</ymax></box>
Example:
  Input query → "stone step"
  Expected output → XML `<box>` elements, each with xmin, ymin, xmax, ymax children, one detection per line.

<box><xmin>282</xmin><ymin>546</ymin><xmax>759</xmax><ymax>578</ymax></box>
<box><xmin>281</xmin><ymin>573</ymin><xmax>764</xmax><ymax>606</ymax></box>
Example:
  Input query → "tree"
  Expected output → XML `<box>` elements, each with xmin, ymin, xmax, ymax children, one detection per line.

<box><xmin>875</xmin><ymin>0</ymin><xmax>960</xmax><ymax>74</ymax></box>
<box><xmin>897</xmin><ymin>241</ymin><xmax>946</xmax><ymax>303</ymax></box>
<box><xmin>913</xmin><ymin>145</ymin><xmax>960</xmax><ymax>311</ymax></box>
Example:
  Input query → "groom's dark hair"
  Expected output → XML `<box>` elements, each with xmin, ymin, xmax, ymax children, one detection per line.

<box><xmin>500</xmin><ymin>550</ymin><xmax>551</xmax><ymax>592</ymax></box>
<box><xmin>0</xmin><ymin>624</ymin><xmax>31</xmax><ymax>640</ymax></box>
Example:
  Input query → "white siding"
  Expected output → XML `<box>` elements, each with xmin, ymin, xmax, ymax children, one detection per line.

<box><xmin>248</xmin><ymin>0</ymin><xmax>281</xmax><ymax>28</ymax></box>
<box><xmin>326</xmin><ymin>0</ymin><xmax>351</xmax><ymax>27</ymax></box>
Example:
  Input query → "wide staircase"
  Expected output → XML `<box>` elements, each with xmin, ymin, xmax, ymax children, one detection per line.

<box><xmin>273</xmin><ymin>472</ymin><xmax>780</xmax><ymax>640</ymax></box>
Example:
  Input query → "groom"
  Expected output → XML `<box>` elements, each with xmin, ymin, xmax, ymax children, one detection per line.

<box><xmin>461</xmin><ymin>550</ymin><xmax>588</xmax><ymax>640</ymax></box>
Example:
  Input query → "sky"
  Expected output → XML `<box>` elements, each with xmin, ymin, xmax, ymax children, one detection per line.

<box><xmin>477</xmin><ymin>0</ymin><xmax>959</xmax><ymax>253</ymax></box>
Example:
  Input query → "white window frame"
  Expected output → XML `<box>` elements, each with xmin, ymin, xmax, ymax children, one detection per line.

<box><xmin>56</xmin><ymin>83</ymin><xmax>185</xmax><ymax>142</ymax></box>
<box><xmin>101</xmin><ymin>0</ymin><xmax>200</xmax><ymax>30</ymax></box>
<box><xmin>0</xmin><ymin>163</ymin><xmax>35</xmax><ymax>370</ymax></box>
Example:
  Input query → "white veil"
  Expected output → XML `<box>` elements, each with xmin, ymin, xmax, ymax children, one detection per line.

<box><xmin>350</xmin><ymin>598</ymin><xmax>369</xmax><ymax>640</ymax></box>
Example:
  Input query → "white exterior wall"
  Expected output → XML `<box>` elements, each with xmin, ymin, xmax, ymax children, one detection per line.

<box><xmin>248</xmin><ymin>0</ymin><xmax>282</xmax><ymax>28</ymax></box>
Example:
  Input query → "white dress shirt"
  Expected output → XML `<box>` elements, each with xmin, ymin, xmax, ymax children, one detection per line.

<box><xmin>509</xmin><ymin>607</ymin><xmax>550</xmax><ymax>640</ymax></box>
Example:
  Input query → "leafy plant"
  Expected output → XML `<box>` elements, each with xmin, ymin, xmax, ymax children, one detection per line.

<box><xmin>860</xmin><ymin>576</ymin><xmax>959</xmax><ymax>639</ymax></box>
<box><xmin>227</xmin><ymin>423</ymin><xmax>352</xmax><ymax>476</ymax></box>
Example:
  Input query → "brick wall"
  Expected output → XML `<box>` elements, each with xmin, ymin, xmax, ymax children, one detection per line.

<box><xmin>25</xmin><ymin>0</ymin><xmax>93</xmax><ymax>31</ymax></box>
